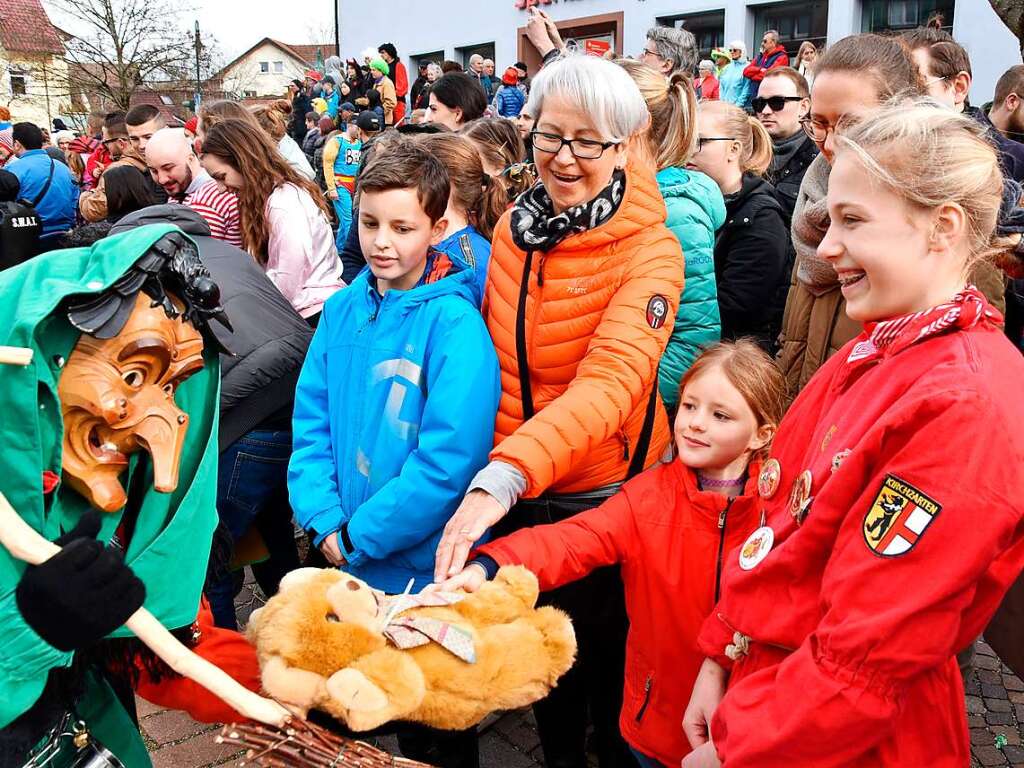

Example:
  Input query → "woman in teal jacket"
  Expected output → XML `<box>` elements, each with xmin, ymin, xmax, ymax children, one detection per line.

<box><xmin>620</xmin><ymin>61</ymin><xmax>726</xmax><ymax>410</ymax></box>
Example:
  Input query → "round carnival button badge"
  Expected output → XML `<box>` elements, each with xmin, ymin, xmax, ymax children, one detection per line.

<box><xmin>789</xmin><ymin>469</ymin><xmax>813</xmax><ymax>524</ymax></box>
<box><xmin>758</xmin><ymin>458</ymin><xmax>781</xmax><ymax>499</ymax></box>
<box><xmin>739</xmin><ymin>526</ymin><xmax>775</xmax><ymax>570</ymax></box>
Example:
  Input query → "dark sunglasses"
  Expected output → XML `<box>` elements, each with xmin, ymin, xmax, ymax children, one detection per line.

<box><xmin>752</xmin><ymin>95</ymin><xmax>804</xmax><ymax>113</ymax></box>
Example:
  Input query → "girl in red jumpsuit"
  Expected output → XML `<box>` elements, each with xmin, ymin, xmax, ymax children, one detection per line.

<box><xmin>682</xmin><ymin>103</ymin><xmax>1024</xmax><ymax>768</ymax></box>
<box><xmin>436</xmin><ymin>341</ymin><xmax>786</xmax><ymax>767</ymax></box>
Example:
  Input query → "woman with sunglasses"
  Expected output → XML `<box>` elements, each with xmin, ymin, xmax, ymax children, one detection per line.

<box><xmin>433</xmin><ymin>53</ymin><xmax>683</xmax><ymax>768</ymax></box>
<box><xmin>687</xmin><ymin>99</ymin><xmax>789</xmax><ymax>351</ymax></box>
<box><xmin>718</xmin><ymin>41</ymin><xmax>755</xmax><ymax>112</ymax></box>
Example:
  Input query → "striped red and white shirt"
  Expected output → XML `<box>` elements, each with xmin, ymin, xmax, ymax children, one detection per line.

<box><xmin>185</xmin><ymin>178</ymin><xmax>243</xmax><ymax>248</ymax></box>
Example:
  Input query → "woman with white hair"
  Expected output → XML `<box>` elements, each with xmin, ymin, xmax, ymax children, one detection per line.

<box><xmin>694</xmin><ymin>59</ymin><xmax>721</xmax><ymax>101</ymax></box>
<box><xmin>434</xmin><ymin>53</ymin><xmax>684</xmax><ymax>768</ymax></box>
<box><xmin>719</xmin><ymin>40</ymin><xmax>755</xmax><ymax>110</ymax></box>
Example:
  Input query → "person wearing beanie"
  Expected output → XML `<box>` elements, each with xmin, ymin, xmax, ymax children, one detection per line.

<box><xmin>378</xmin><ymin>43</ymin><xmax>409</xmax><ymax>124</ymax></box>
<box><xmin>289</xmin><ymin>77</ymin><xmax>312</xmax><ymax>144</ymax></box>
<box><xmin>322</xmin><ymin>75</ymin><xmax>340</xmax><ymax>120</ymax></box>
<box><xmin>369</xmin><ymin>58</ymin><xmax>397</xmax><ymax>127</ymax></box>
<box><xmin>492</xmin><ymin>66</ymin><xmax>527</xmax><ymax>117</ymax></box>
<box><xmin>184</xmin><ymin>116</ymin><xmax>198</xmax><ymax>139</ymax></box>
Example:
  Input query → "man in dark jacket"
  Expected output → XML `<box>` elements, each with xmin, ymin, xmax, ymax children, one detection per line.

<box><xmin>757</xmin><ymin>67</ymin><xmax>818</xmax><ymax>219</ymax></box>
<box><xmin>110</xmin><ymin>205</ymin><xmax>312</xmax><ymax>629</ymax></box>
<box><xmin>288</xmin><ymin>79</ymin><xmax>313</xmax><ymax>145</ymax></box>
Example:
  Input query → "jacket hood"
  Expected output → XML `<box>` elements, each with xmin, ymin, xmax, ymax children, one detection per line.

<box><xmin>547</xmin><ymin>158</ymin><xmax>668</xmax><ymax>254</ymax></box>
<box><xmin>110</xmin><ymin>204</ymin><xmax>212</xmax><ymax>238</ymax></box>
<box><xmin>352</xmin><ymin>252</ymin><xmax>480</xmax><ymax>314</ymax></box>
<box><xmin>657</xmin><ymin>166</ymin><xmax>727</xmax><ymax>230</ymax></box>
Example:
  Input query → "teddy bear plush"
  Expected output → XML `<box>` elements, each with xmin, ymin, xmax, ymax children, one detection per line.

<box><xmin>246</xmin><ymin>565</ymin><xmax>576</xmax><ymax>731</ymax></box>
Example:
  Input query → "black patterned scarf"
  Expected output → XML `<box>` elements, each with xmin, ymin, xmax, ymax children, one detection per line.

<box><xmin>510</xmin><ymin>169</ymin><xmax>626</xmax><ymax>252</ymax></box>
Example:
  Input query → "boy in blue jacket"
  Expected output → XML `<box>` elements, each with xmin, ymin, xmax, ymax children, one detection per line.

<box><xmin>289</xmin><ymin>142</ymin><xmax>501</xmax><ymax>599</ymax></box>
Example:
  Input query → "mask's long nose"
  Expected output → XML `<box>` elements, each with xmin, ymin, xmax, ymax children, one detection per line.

<box><xmin>130</xmin><ymin>389</ymin><xmax>188</xmax><ymax>493</ymax></box>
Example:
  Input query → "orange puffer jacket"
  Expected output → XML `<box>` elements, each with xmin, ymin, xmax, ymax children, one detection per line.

<box><xmin>485</xmin><ymin>162</ymin><xmax>685</xmax><ymax>497</ymax></box>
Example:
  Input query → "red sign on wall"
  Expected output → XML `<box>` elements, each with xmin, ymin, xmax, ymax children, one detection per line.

<box><xmin>584</xmin><ymin>39</ymin><xmax>611</xmax><ymax>56</ymax></box>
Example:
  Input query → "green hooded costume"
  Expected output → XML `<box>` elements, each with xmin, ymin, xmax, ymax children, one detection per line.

<box><xmin>0</xmin><ymin>225</ymin><xmax>221</xmax><ymax>766</ymax></box>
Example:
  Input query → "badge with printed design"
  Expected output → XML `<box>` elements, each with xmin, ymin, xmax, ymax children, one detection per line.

<box><xmin>863</xmin><ymin>474</ymin><xmax>942</xmax><ymax>557</ymax></box>
<box><xmin>831</xmin><ymin>449</ymin><xmax>852</xmax><ymax>474</ymax></box>
<box><xmin>739</xmin><ymin>526</ymin><xmax>775</xmax><ymax>570</ymax></box>
<box><xmin>758</xmin><ymin>458</ymin><xmax>781</xmax><ymax>499</ymax></box>
<box><xmin>789</xmin><ymin>470</ymin><xmax>813</xmax><ymax>524</ymax></box>
<box><xmin>646</xmin><ymin>295</ymin><xmax>668</xmax><ymax>329</ymax></box>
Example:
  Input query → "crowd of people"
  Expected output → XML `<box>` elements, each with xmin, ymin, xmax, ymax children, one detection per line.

<box><xmin>4</xmin><ymin>7</ymin><xmax>1024</xmax><ymax>768</ymax></box>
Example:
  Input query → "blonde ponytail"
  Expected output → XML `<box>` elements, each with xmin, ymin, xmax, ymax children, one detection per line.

<box><xmin>744</xmin><ymin>115</ymin><xmax>773</xmax><ymax>176</ymax></box>
<box><xmin>616</xmin><ymin>59</ymin><xmax>697</xmax><ymax>170</ymax></box>
<box><xmin>699</xmin><ymin>101</ymin><xmax>775</xmax><ymax>178</ymax></box>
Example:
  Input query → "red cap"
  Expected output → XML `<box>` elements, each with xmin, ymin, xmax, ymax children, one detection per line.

<box><xmin>502</xmin><ymin>67</ymin><xmax>519</xmax><ymax>86</ymax></box>
<box><xmin>305</xmin><ymin>69</ymin><xmax>323</xmax><ymax>82</ymax></box>
<box><xmin>184</xmin><ymin>116</ymin><xmax>198</xmax><ymax>134</ymax></box>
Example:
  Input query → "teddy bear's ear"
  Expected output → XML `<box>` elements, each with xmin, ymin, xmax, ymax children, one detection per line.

<box><xmin>325</xmin><ymin>577</ymin><xmax>382</xmax><ymax>633</ymax></box>
<box><xmin>279</xmin><ymin>567</ymin><xmax>332</xmax><ymax>593</ymax></box>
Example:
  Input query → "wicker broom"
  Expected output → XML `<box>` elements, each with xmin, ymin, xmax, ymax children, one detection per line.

<box><xmin>217</xmin><ymin>719</ymin><xmax>435</xmax><ymax>768</ymax></box>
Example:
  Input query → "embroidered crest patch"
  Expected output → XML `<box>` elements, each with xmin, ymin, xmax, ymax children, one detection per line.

<box><xmin>862</xmin><ymin>475</ymin><xmax>941</xmax><ymax>557</ymax></box>
<box><xmin>646</xmin><ymin>295</ymin><xmax>668</xmax><ymax>329</ymax></box>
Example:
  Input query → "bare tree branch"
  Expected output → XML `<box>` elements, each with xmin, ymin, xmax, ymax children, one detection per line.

<box><xmin>46</xmin><ymin>0</ymin><xmax>220</xmax><ymax>110</ymax></box>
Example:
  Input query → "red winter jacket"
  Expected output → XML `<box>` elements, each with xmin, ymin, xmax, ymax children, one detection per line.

<box><xmin>698</xmin><ymin>290</ymin><xmax>1024</xmax><ymax>767</ymax></box>
<box><xmin>477</xmin><ymin>459</ymin><xmax>763</xmax><ymax>766</ymax></box>
<box><xmin>742</xmin><ymin>45</ymin><xmax>790</xmax><ymax>83</ymax></box>
<box><xmin>135</xmin><ymin>599</ymin><xmax>261</xmax><ymax>723</ymax></box>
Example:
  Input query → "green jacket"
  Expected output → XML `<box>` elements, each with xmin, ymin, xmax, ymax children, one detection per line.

<box><xmin>0</xmin><ymin>224</ymin><xmax>220</xmax><ymax>736</ymax></box>
<box><xmin>656</xmin><ymin>167</ymin><xmax>726</xmax><ymax>409</ymax></box>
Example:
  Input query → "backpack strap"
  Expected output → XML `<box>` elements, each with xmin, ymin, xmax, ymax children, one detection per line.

<box><xmin>29</xmin><ymin>159</ymin><xmax>55</xmax><ymax>208</ymax></box>
<box><xmin>626</xmin><ymin>383</ymin><xmax>660</xmax><ymax>480</ymax></box>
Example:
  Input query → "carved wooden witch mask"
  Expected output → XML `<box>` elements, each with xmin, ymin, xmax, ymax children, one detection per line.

<box><xmin>58</xmin><ymin>292</ymin><xmax>206</xmax><ymax>512</ymax></box>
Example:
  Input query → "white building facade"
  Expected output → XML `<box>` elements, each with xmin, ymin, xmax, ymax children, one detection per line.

<box><xmin>339</xmin><ymin>0</ymin><xmax>1019</xmax><ymax>103</ymax></box>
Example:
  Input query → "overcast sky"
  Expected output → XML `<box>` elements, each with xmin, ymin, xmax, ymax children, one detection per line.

<box><xmin>196</xmin><ymin>0</ymin><xmax>336</xmax><ymax>60</ymax></box>
<box><xmin>44</xmin><ymin>0</ymin><xmax>336</xmax><ymax>63</ymax></box>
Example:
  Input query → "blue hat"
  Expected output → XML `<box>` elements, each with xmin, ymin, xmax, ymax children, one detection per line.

<box><xmin>340</xmin><ymin>101</ymin><xmax>356</xmax><ymax>112</ymax></box>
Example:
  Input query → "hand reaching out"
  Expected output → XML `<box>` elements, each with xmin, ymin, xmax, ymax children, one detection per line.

<box><xmin>433</xmin><ymin>490</ymin><xmax>507</xmax><ymax>582</ymax></box>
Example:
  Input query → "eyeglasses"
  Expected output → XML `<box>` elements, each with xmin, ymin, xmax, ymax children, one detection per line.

<box><xmin>641</xmin><ymin>47</ymin><xmax>663</xmax><ymax>59</ymax></box>
<box><xmin>101</xmin><ymin>138</ymin><xmax>121</xmax><ymax>147</ymax></box>
<box><xmin>696</xmin><ymin>136</ymin><xmax>735</xmax><ymax>151</ymax></box>
<box><xmin>924</xmin><ymin>74</ymin><xmax>949</xmax><ymax>87</ymax></box>
<box><xmin>752</xmin><ymin>95</ymin><xmax>803</xmax><ymax>113</ymax></box>
<box><xmin>531</xmin><ymin>130</ymin><xmax>618</xmax><ymax>160</ymax></box>
<box><xmin>799</xmin><ymin>113</ymin><xmax>860</xmax><ymax>142</ymax></box>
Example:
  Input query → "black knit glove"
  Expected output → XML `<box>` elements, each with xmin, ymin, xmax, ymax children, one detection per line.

<box><xmin>15</xmin><ymin>511</ymin><xmax>146</xmax><ymax>651</ymax></box>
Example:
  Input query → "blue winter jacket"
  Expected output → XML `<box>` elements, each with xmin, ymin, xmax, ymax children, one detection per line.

<box><xmin>289</xmin><ymin>258</ymin><xmax>501</xmax><ymax>593</ymax></box>
<box><xmin>719</xmin><ymin>61</ymin><xmax>754</xmax><ymax>112</ymax></box>
<box><xmin>437</xmin><ymin>225</ymin><xmax>491</xmax><ymax>306</ymax></box>
<box><xmin>325</xmin><ymin>89</ymin><xmax>340</xmax><ymax>119</ymax></box>
<box><xmin>8</xmin><ymin>149</ymin><xmax>77</xmax><ymax>238</ymax></box>
<box><xmin>494</xmin><ymin>85</ymin><xmax>526</xmax><ymax>117</ymax></box>
<box><xmin>656</xmin><ymin>167</ymin><xmax>726</xmax><ymax>409</ymax></box>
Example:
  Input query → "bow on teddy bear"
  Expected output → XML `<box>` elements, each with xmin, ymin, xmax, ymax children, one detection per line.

<box><xmin>247</xmin><ymin>565</ymin><xmax>576</xmax><ymax>732</ymax></box>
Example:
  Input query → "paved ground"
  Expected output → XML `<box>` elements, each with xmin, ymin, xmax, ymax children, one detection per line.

<box><xmin>141</xmin><ymin>572</ymin><xmax>1024</xmax><ymax>767</ymax></box>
